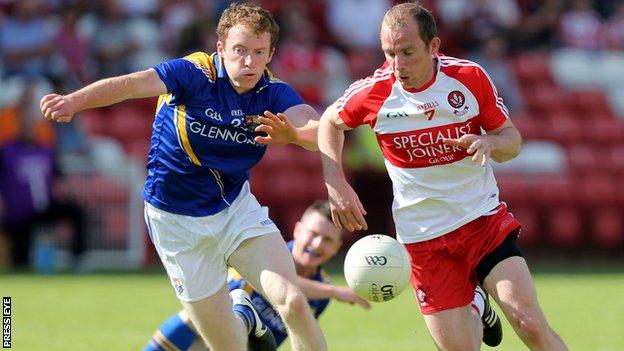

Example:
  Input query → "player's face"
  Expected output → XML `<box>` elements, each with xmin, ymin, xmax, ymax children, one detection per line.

<box><xmin>217</xmin><ymin>24</ymin><xmax>274</xmax><ymax>94</ymax></box>
<box><xmin>292</xmin><ymin>212</ymin><xmax>342</xmax><ymax>268</ymax></box>
<box><xmin>380</xmin><ymin>19</ymin><xmax>440</xmax><ymax>90</ymax></box>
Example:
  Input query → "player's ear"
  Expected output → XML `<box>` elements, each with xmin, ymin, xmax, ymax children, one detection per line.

<box><xmin>429</xmin><ymin>37</ymin><xmax>441</xmax><ymax>57</ymax></box>
<box><xmin>217</xmin><ymin>40</ymin><xmax>225</xmax><ymax>56</ymax></box>
<box><xmin>267</xmin><ymin>47</ymin><xmax>275</xmax><ymax>62</ymax></box>
<box><xmin>293</xmin><ymin>221</ymin><xmax>302</xmax><ymax>239</ymax></box>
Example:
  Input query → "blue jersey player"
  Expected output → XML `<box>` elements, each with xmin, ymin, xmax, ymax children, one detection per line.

<box><xmin>41</xmin><ymin>4</ymin><xmax>329</xmax><ymax>350</ymax></box>
<box><xmin>144</xmin><ymin>201</ymin><xmax>371</xmax><ymax>351</ymax></box>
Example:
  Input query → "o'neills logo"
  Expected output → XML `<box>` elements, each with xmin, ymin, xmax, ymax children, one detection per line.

<box><xmin>377</xmin><ymin>119</ymin><xmax>479</xmax><ymax>168</ymax></box>
<box><xmin>447</xmin><ymin>90</ymin><xmax>465</xmax><ymax>108</ymax></box>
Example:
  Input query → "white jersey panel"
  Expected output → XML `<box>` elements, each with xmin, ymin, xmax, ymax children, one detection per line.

<box><xmin>374</xmin><ymin>70</ymin><xmax>500</xmax><ymax>243</ymax></box>
<box><xmin>375</xmin><ymin>74</ymin><xmax>480</xmax><ymax>133</ymax></box>
<box><xmin>386</xmin><ymin>158</ymin><xmax>500</xmax><ymax>243</ymax></box>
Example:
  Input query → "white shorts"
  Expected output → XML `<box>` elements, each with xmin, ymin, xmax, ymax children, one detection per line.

<box><xmin>144</xmin><ymin>182</ymin><xmax>279</xmax><ymax>302</ymax></box>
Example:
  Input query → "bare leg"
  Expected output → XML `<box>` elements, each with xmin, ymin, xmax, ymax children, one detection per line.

<box><xmin>484</xmin><ymin>256</ymin><xmax>568</xmax><ymax>351</ymax></box>
<box><xmin>422</xmin><ymin>305</ymin><xmax>482</xmax><ymax>351</ymax></box>
<box><xmin>228</xmin><ymin>233</ymin><xmax>328</xmax><ymax>351</ymax></box>
<box><xmin>181</xmin><ymin>283</ymin><xmax>247</xmax><ymax>351</ymax></box>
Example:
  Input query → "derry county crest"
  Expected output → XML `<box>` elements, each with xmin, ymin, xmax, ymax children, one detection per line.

<box><xmin>448</xmin><ymin>90</ymin><xmax>469</xmax><ymax>117</ymax></box>
<box><xmin>447</xmin><ymin>90</ymin><xmax>465</xmax><ymax>108</ymax></box>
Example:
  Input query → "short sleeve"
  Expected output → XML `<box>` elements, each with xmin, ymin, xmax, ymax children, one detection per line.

<box><xmin>336</xmin><ymin>85</ymin><xmax>372</xmax><ymax>128</ymax></box>
<box><xmin>269</xmin><ymin>81</ymin><xmax>305</xmax><ymax>113</ymax></box>
<box><xmin>474</xmin><ymin>66</ymin><xmax>509</xmax><ymax>131</ymax></box>
<box><xmin>153</xmin><ymin>58</ymin><xmax>206</xmax><ymax>105</ymax></box>
<box><xmin>334</xmin><ymin>72</ymin><xmax>393</xmax><ymax>129</ymax></box>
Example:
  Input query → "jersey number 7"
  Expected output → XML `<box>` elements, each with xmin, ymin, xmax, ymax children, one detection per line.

<box><xmin>425</xmin><ymin>109</ymin><xmax>435</xmax><ymax>120</ymax></box>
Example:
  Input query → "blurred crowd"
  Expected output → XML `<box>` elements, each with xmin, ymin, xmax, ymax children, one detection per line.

<box><xmin>0</xmin><ymin>0</ymin><xmax>622</xmax><ymax>159</ymax></box>
<box><xmin>1</xmin><ymin>0</ymin><xmax>623</xmax><ymax>108</ymax></box>
<box><xmin>1</xmin><ymin>0</ymin><xmax>624</xmax><ymax>270</ymax></box>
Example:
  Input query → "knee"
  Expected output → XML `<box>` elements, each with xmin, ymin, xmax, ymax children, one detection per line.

<box><xmin>508</xmin><ymin>309</ymin><xmax>552</xmax><ymax>346</ymax></box>
<box><xmin>273</xmin><ymin>287</ymin><xmax>309</xmax><ymax>323</ymax></box>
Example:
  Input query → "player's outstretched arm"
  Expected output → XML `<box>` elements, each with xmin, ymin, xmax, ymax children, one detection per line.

<box><xmin>255</xmin><ymin>104</ymin><xmax>320</xmax><ymax>151</ymax></box>
<box><xmin>40</xmin><ymin>69</ymin><xmax>167</xmax><ymax>123</ymax></box>
<box><xmin>297</xmin><ymin>276</ymin><xmax>371</xmax><ymax>310</ymax></box>
<box><xmin>318</xmin><ymin>103</ymin><xmax>367</xmax><ymax>232</ymax></box>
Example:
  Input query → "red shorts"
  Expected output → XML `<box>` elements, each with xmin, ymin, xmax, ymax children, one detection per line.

<box><xmin>404</xmin><ymin>203</ymin><xmax>521</xmax><ymax>314</ymax></box>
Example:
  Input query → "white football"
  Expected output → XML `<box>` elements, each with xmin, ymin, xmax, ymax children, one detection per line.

<box><xmin>344</xmin><ymin>234</ymin><xmax>412</xmax><ymax>302</ymax></box>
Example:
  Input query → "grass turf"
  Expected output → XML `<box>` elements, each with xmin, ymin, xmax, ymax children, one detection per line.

<box><xmin>2</xmin><ymin>266</ymin><xmax>623</xmax><ymax>350</ymax></box>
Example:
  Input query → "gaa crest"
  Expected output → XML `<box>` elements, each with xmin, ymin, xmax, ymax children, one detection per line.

<box><xmin>245</xmin><ymin>115</ymin><xmax>261</xmax><ymax>130</ymax></box>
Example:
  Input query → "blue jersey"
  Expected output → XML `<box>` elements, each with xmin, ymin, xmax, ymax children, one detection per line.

<box><xmin>143</xmin><ymin>52</ymin><xmax>304</xmax><ymax>216</ymax></box>
<box><xmin>228</xmin><ymin>241</ymin><xmax>331</xmax><ymax>347</ymax></box>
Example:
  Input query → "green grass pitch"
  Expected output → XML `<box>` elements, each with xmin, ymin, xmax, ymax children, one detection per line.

<box><xmin>2</xmin><ymin>266</ymin><xmax>623</xmax><ymax>350</ymax></box>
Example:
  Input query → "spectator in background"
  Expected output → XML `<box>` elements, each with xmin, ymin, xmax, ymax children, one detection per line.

<box><xmin>470</xmin><ymin>35</ymin><xmax>524</xmax><ymax>113</ymax></box>
<box><xmin>158</xmin><ymin>0</ymin><xmax>199</xmax><ymax>54</ymax></box>
<box><xmin>0</xmin><ymin>82</ymin><xmax>86</xmax><ymax>269</ymax></box>
<box><xmin>515</xmin><ymin>0</ymin><xmax>563</xmax><ymax>50</ymax></box>
<box><xmin>606</xmin><ymin>2</ymin><xmax>624</xmax><ymax>50</ymax></box>
<box><xmin>326</xmin><ymin>0</ymin><xmax>389</xmax><ymax>79</ymax></box>
<box><xmin>461</xmin><ymin>0</ymin><xmax>520</xmax><ymax>50</ymax></box>
<box><xmin>117</xmin><ymin>0</ymin><xmax>159</xmax><ymax>18</ymax></box>
<box><xmin>0</xmin><ymin>79</ymin><xmax>55</xmax><ymax>153</ymax></box>
<box><xmin>169</xmin><ymin>0</ymin><xmax>217</xmax><ymax>56</ymax></box>
<box><xmin>326</xmin><ymin>0</ymin><xmax>389</xmax><ymax>50</ymax></box>
<box><xmin>272</xmin><ymin>8</ymin><xmax>349</xmax><ymax>110</ymax></box>
<box><xmin>55</xmin><ymin>3</ymin><xmax>93</xmax><ymax>87</ymax></box>
<box><xmin>90</xmin><ymin>0</ymin><xmax>138</xmax><ymax>77</ymax></box>
<box><xmin>559</xmin><ymin>0</ymin><xmax>605</xmax><ymax>51</ymax></box>
<box><xmin>0</xmin><ymin>0</ymin><xmax>56</xmax><ymax>79</ymax></box>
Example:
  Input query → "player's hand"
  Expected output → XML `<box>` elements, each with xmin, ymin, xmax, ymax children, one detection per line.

<box><xmin>40</xmin><ymin>94</ymin><xmax>76</xmax><ymax>123</ymax></box>
<box><xmin>332</xmin><ymin>285</ymin><xmax>372</xmax><ymax>310</ymax></box>
<box><xmin>254</xmin><ymin>111</ymin><xmax>297</xmax><ymax>146</ymax></box>
<box><xmin>442</xmin><ymin>134</ymin><xmax>492</xmax><ymax>167</ymax></box>
<box><xmin>326</xmin><ymin>180</ymin><xmax>367</xmax><ymax>232</ymax></box>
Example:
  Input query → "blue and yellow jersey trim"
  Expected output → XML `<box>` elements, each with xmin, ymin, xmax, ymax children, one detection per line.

<box><xmin>172</xmin><ymin>105</ymin><xmax>201</xmax><ymax>166</ymax></box>
<box><xmin>209</xmin><ymin>169</ymin><xmax>230</xmax><ymax>205</ymax></box>
<box><xmin>157</xmin><ymin>92</ymin><xmax>202</xmax><ymax>167</ymax></box>
<box><xmin>166</xmin><ymin>52</ymin><xmax>219</xmax><ymax>167</ymax></box>
<box><xmin>156</xmin><ymin>93</ymin><xmax>171</xmax><ymax>113</ymax></box>
<box><xmin>183</xmin><ymin>52</ymin><xmax>217</xmax><ymax>81</ymax></box>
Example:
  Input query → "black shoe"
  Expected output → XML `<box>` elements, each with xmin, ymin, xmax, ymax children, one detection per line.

<box><xmin>475</xmin><ymin>285</ymin><xmax>503</xmax><ymax>347</ymax></box>
<box><xmin>230</xmin><ymin>289</ymin><xmax>277</xmax><ymax>351</ymax></box>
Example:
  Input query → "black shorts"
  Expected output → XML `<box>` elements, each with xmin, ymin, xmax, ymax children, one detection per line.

<box><xmin>476</xmin><ymin>228</ymin><xmax>524</xmax><ymax>285</ymax></box>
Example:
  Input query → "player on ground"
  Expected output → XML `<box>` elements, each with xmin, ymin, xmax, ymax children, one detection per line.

<box><xmin>144</xmin><ymin>200</ymin><xmax>371</xmax><ymax>351</ymax></box>
<box><xmin>41</xmin><ymin>3</ymin><xmax>328</xmax><ymax>351</ymax></box>
<box><xmin>318</xmin><ymin>2</ymin><xmax>568</xmax><ymax>350</ymax></box>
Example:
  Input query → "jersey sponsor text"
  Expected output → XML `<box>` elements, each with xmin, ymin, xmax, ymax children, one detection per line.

<box><xmin>189</xmin><ymin>121</ymin><xmax>261</xmax><ymax>147</ymax></box>
<box><xmin>379</xmin><ymin>119</ymin><xmax>477</xmax><ymax>167</ymax></box>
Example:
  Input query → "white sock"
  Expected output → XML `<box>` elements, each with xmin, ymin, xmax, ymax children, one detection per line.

<box><xmin>472</xmin><ymin>290</ymin><xmax>485</xmax><ymax>317</ymax></box>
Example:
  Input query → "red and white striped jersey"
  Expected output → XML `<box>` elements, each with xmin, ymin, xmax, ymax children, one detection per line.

<box><xmin>336</xmin><ymin>55</ymin><xmax>509</xmax><ymax>243</ymax></box>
